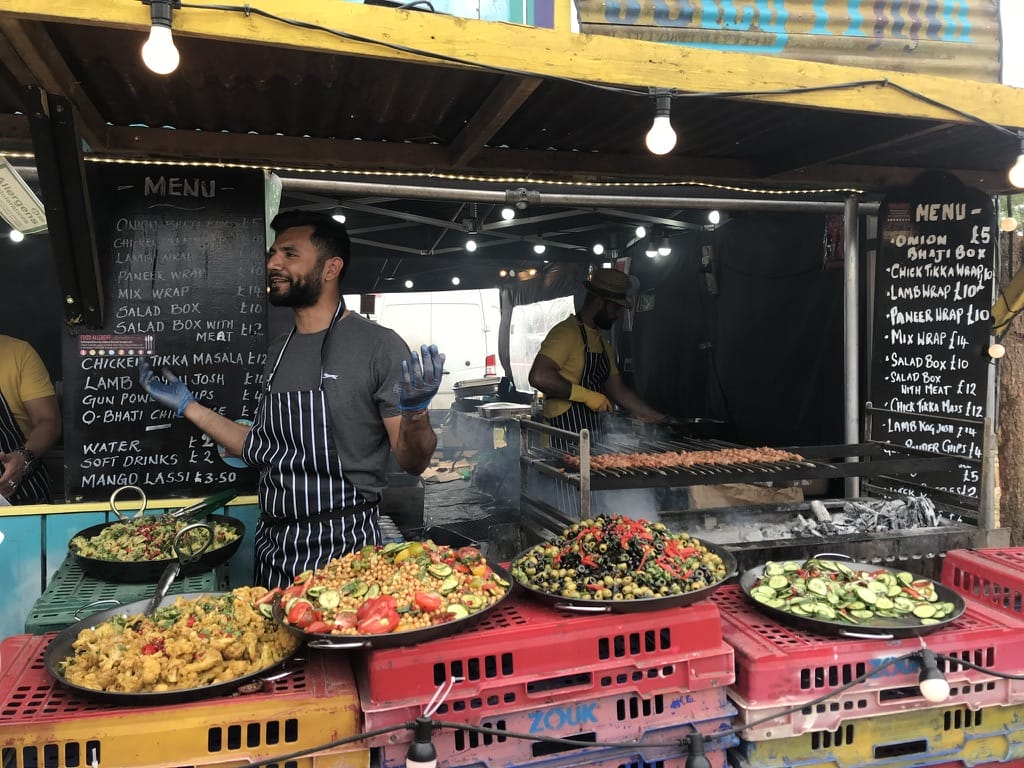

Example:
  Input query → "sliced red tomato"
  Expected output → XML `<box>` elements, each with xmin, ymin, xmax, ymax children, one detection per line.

<box><xmin>357</xmin><ymin>612</ymin><xmax>400</xmax><ymax>634</ymax></box>
<box><xmin>255</xmin><ymin>587</ymin><xmax>283</xmax><ymax>606</ymax></box>
<box><xmin>458</xmin><ymin>546</ymin><xmax>482</xmax><ymax>561</ymax></box>
<box><xmin>334</xmin><ymin>611</ymin><xmax>358</xmax><ymax>629</ymax></box>
<box><xmin>287</xmin><ymin>600</ymin><xmax>316</xmax><ymax>629</ymax></box>
<box><xmin>282</xmin><ymin>583</ymin><xmax>307</xmax><ymax>599</ymax></box>
<box><xmin>414</xmin><ymin>591</ymin><xmax>442</xmax><ymax>612</ymax></box>
<box><xmin>305</xmin><ymin>620</ymin><xmax>333</xmax><ymax>634</ymax></box>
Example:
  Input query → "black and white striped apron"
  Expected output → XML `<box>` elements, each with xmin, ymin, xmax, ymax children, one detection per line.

<box><xmin>0</xmin><ymin>388</ymin><xmax>52</xmax><ymax>505</ymax></box>
<box><xmin>548</xmin><ymin>318</ymin><xmax>612</xmax><ymax>444</ymax></box>
<box><xmin>241</xmin><ymin>303</ymin><xmax>381</xmax><ymax>588</ymax></box>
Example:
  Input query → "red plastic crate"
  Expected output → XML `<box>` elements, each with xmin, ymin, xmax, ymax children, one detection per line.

<box><xmin>356</xmin><ymin>594</ymin><xmax>732</xmax><ymax>718</ymax></box>
<box><xmin>710</xmin><ymin>585</ymin><xmax>1024</xmax><ymax>741</ymax></box>
<box><xmin>942</xmin><ymin>548</ymin><xmax>1024</xmax><ymax>617</ymax></box>
<box><xmin>379</xmin><ymin>688</ymin><xmax>736</xmax><ymax>768</ymax></box>
<box><xmin>0</xmin><ymin>634</ymin><xmax>368</xmax><ymax>768</ymax></box>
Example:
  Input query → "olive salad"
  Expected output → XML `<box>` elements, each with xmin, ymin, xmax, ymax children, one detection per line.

<box><xmin>511</xmin><ymin>515</ymin><xmax>728</xmax><ymax>601</ymax></box>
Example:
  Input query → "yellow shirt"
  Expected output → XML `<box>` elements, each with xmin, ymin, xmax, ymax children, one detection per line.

<box><xmin>0</xmin><ymin>335</ymin><xmax>55</xmax><ymax>438</ymax></box>
<box><xmin>536</xmin><ymin>315</ymin><xmax>619</xmax><ymax>419</ymax></box>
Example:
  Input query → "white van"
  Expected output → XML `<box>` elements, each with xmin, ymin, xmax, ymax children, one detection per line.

<box><xmin>372</xmin><ymin>289</ymin><xmax>500</xmax><ymax>410</ymax></box>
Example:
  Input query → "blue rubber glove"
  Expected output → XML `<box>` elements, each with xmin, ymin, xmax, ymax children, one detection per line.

<box><xmin>138</xmin><ymin>357</ymin><xmax>195</xmax><ymax>417</ymax></box>
<box><xmin>399</xmin><ymin>344</ymin><xmax>446</xmax><ymax>412</ymax></box>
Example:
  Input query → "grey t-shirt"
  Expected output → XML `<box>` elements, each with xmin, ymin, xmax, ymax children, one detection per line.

<box><xmin>264</xmin><ymin>311</ymin><xmax>410</xmax><ymax>498</ymax></box>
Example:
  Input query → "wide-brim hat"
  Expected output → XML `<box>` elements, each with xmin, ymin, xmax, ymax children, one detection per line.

<box><xmin>584</xmin><ymin>268</ymin><xmax>632</xmax><ymax>307</ymax></box>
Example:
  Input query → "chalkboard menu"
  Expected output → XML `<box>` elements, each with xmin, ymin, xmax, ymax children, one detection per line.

<box><xmin>870</xmin><ymin>172</ymin><xmax>992</xmax><ymax>498</ymax></box>
<box><xmin>62</xmin><ymin>165</ymin><xmax>267</xmax><ymax>501</ymax></box>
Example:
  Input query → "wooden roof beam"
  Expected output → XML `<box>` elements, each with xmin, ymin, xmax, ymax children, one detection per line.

<box><xmin>448</xmin><ymin>75</ymin><xmax>542</xmax><ymax>167</ymax></box>
<box><xmin>0</xmin><ymin>19</ymin><xmax>107</xmax><ymax>149</ymax></box>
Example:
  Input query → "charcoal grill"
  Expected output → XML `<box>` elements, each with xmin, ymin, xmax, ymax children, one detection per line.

<box><xmin>518</xmin><ymin>419</ymin><xmax>979</xmax><ymax>579</ymax></box>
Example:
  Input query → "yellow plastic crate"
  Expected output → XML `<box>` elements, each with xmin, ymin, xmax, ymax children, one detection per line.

<box><xmin>731</xmin><ymin>703</ymin><xmax>1024</xmax><ymax>768</ymax></box>
<box><xmin>0</xmin><ymin>634</ymin><xmax>369</xmax><ymax>768</ymax></box>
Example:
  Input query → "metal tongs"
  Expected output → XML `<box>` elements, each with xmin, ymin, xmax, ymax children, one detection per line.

<box><xmin>143</xmin><ymin>521</ymin><xmax>215</xmax><ymax>617</ymax></box>
<box><xmin>160</xmin><ymin>488</ymin><xmax>239</xmax><ymax>524</ymax></box>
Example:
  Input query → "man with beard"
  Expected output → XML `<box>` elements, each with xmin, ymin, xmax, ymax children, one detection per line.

<box><xmin>137</xmin><ymin>210</ymin><xmax>442</xmax><ymax>588</ymax></box>
<box><xmin>528</xmin><ymin>268</ymin><xmax>664</xmax><ymax>441</ymax></box>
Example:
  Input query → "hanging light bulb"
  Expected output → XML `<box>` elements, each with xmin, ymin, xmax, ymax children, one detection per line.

<box><xmin>593</xmin><ymin>242</ymin><xmax>605</xmax><ymax>255</ymax></box>
<box><xmin>1000</xmin><ymin>217</ymin><xmax>1018</xmax><ymax>232</ymax></box>
<box><xmin>989</xmin><ymin>343</ymin><xmax>1007</xmax><ymax>359</ymax></box>
<box><xmin>9</xmin><ymin>229</ymin><xmax>25</xmax><ymax>243</ymax></box>
<box><xmin>533</xmin><ymin>243</ymin><xmax>546</xmax><ymax>254</ymax></box>
<box><xmin>635</xmin><ymin>225</ymin><xmax>647</xmax><ymax>239</ymax></box>
<box><xmin>451</xmin><ymin>276</ymin><xmax>461</xmax><ymax>286</ymax></box>
<box><xmin>1009</xmin><ymin>131</ymin><xmax>1024</xmax><ymax>189</ymax></box>
<box><xmin>141</xmin><ymin>0</ymin><xmax>181</xmax><ymax>75</ymax></box>
<box><xmin>657</xmin><ymin>236</ymin><xmax>672</xmax><ymax>256</ymax></box>
<box><xmin>499</xmin><ymin>269</ymin><xmax>508</xmax><ymax>278</ymax></box>
<box><xmin>708</xmin><ymin>210</ymin><xmax>721</xmax><ymax>225</ymax></box>
<box><xmin>528</xmin><ymin>268</ymin><xmax>537</xmax><ymax>276</ymax></box>
<box><xmin>645</xmin><ymin>242</ymin><xmax>659</xmax><ymax>258</ymax></box>
<box><xmin>645</xmin><ymin>89</ymin><xmax>677</xmax><ymax>155</ymax></box>
<box><xmin>465</xmin><ymin>238</ymin><xmax>477</xmax><ymax>252</ymax></box>
<box><xmin>404</xmin><ymin>279</ymin><xmax>414</xmax><ymax>289</ymax></box>
<box><xmin>916</xmin><ymin>650</ymin><xmax>950</xmax><ymax>703</ymax></box>
<box><xmin>500</xmin><ymin>206</ymin><xmax>515</xmax><ymax>221</ymax></box>
<box><xmin>332</xmin><ymin>212</ymin><xmax>347</xmax><ymax>224</ymax></box>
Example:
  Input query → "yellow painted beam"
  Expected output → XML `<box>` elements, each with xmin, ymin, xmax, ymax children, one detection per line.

<box><xmin>0</xmin><ymin>495</ymin><xmax>259</xmax><ymax>517</ymax></box>
<box><xmin>2</xmin><ymin>0</ymin><xmax>1023</xmax><ymax>130</ymax></box>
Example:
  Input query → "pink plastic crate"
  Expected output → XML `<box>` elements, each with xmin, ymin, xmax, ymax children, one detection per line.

<box><xmin>0</xmin><ymin>633</ymin><xmax>367</xmax><ymax>768</ymax></box>
<box><xmin>356</xmin><ymin>594</ymin><xmax>732</xmax><ymax>714</ymax></box>
<box><xmin>942</xmin><ymin>548</ymin><xmax>1024</xmax><ymax>617</ymax></box>
<box><xmin>379</xmin><ymin>688</ymin><xmax>736</xmax><ymax>768</ymax></box>
<box><xmin>710</xmin><ymin>585</ymin><xmax>1024</xmax><ymax>741</ymax></box>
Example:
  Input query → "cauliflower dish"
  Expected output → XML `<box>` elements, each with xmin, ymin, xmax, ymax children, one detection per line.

<box><xmin>57</xmin><ymin>587</ymin><xmax>301</xmax><ymax>693</ymax></box>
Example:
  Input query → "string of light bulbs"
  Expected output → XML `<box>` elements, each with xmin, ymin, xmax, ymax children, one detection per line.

<box><xmin>136</xmin><ymin>0</ymin><xmax>1024</xmax><ymax>184</ymax></box>
<box><xmin>200</xmin><ymin>646</ymin><xmax>1010</xmax><ymax>768</ymax></box>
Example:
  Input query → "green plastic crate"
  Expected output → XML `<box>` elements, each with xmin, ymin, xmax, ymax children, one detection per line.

<box><xmin>25</xmin><ymin>556</ymin><xmax>228</xmax><ymax>634</ymax></box>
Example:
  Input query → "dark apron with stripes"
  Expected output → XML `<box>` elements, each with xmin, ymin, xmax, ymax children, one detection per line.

<box><xmin>0</xmin><ymin>388</ymin><xmax>52</xmax><ymax>505</ymax></box>
<box><xmin>241</xmin><ymin>303</ymin><xmax>381</xmax><ymax>588</ymax></box>
<box><xmin>548</xmin><ymin>318</ymin><xmax>612</xmax><ymax>445</ymax></box>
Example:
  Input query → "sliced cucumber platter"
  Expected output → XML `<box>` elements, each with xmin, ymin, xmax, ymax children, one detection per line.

<box><xmin>741</xmin><ymin>557</ymin><xmax>965</xmax><ymax>637</ymax></box>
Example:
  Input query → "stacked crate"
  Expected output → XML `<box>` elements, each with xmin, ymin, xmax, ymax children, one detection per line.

<box><xmin>941</xmin><ymin>548</ymin><xmax>1024</xmax><ymax>619</ymax></box>
<box><xmin>354</xmin><ymin>594</ymin><xmax>738</xmax><ymax>768</ymax></box>
<box><xmin>0</xmin><ymin>634</ymin><xmax>367</xmax><ymax>768</ymax></box>
<box><xmin>24</xmin><ymin>555</ymin><xmax>226</xmax><ymax>634</ymax></box>
<box><xmin>711</xmin><ymin>584</ymin><xmax>1024</xmax><ymax>768</ymax></box>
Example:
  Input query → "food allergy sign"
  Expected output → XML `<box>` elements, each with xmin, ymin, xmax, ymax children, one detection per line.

<box><xmin>870</xmin><ymin>172</ymin><xmax>992</xmax><ymax>498</ymax></box>
<box><xmin>62</xmin><ymin>164</ymin><xmax>267</xmax><ymax>501</ymax></box>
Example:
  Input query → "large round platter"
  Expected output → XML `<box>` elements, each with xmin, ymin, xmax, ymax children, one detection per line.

<box><xmin>273</xmin><ymin>561</ymin><xmax>516</xmax><ymax>650</ymax></box>
<box><xmin>69</xmin><ymin>515</ymin><xmax>246</xmax><ymax>583</ymax></box>
<box><xmin>739</xmin><ymin>559</ymin><xmax>966</xmax><ymax>639</ymax></box>
<box><xmin>510</xmin><ymin>535</ymin><xmax>737</xmax><ymax>614</ymax></box>
<box><xmin>44</xmin><ymin>592</ymin><xmax>302</xmax><ymax>705</ymax></box>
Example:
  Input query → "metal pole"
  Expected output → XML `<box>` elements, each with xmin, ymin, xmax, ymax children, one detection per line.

<box><xmin>844</xmin><ymin>193</ymin><xmax>861</xmax><ymax>498</ymax></box>
<box><xmin>280</xmin><ymin>176</ymin><xmax>880</xmax><ymax>215</ymax></box>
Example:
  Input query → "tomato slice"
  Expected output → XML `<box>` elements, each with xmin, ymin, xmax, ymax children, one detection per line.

<box><xmin>414</xmin><ymin>590</ymin><xmax>442</xmax><ymax>612</ymax></box>
<box><xmin>287</xmin><ymin>600</ymin><xmax>316</xmax><ymax>629</ymax></box>
<box><xmin>357</xmin><ymin>611</ymin><xmax>400</xmax><ymax>634</ymax></box>
<box><xmin>305</xmin><ymin>620</ymin><xmax>333</xmax><ymax>634</ymax></box>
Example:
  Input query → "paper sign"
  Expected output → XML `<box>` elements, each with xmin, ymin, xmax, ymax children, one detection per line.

<box><xmin>0</xmin><ymin>156</ymin><xmax>47</xmax><ymax>234</ymax></box>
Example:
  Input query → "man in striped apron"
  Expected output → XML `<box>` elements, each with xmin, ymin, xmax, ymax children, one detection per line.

<box><xmin>0</xmin><ymin>335</ymin><xmax>61</xmax><ymax>505</ymax></box>
<box><xmin>139</xmin><ymin>211</ymin><xmax>442</xmax><ymax>588</ymax></box>
<box><xmin>528</xmin><ymin>268</ymin><xmax>665</xmax><ymax>445</ymax></box>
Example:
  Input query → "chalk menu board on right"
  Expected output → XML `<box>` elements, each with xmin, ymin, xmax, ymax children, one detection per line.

<box><xmin>870</xmin><ymin>172</ymin><xmax>992</xmax><ymax>499</ymax></box>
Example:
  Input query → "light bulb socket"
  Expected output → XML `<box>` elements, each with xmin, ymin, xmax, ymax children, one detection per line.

<box><xmin>684</xmin><ymin>732</ymin><xmax>713</xmax><ymax>768</ymax></box>
<box><xmin>406</xmin><ymin>717</ymin><xmax>437</xmax><ymax>768</ymax></box>
<box><xmin>650</xmin><ymin>88</ymin><xmax>673</xmax><ymax>118</ymax></box>
<box><xmin>143</xmin><ymin>0</ymin><xmax>180</xmax><ymax>27</ymax></box>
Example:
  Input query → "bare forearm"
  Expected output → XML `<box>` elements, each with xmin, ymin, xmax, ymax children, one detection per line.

<box><xmin>528</xmin><ymin>356</ymin><xmax>573</xmax><ymax>398</ymax></box>
<box><xmin>393</xmin><ymin>412</ymin><xmax>437</xmax><ymax>474</ymax></box>
<box><xmin>181</xmin><ymin>400</ymin><xmax>251</xmax><ymax>456</ymax></box>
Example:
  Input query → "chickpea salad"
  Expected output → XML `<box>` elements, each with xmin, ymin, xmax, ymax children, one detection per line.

<box><xmin>70</xmin><ymin>517</ymin><xmax>241</xmax><ymax>562</ymax></box>
<box><xmin>511</xmin><ymin>515</ymin><xmax>730</xmax><ymax>602</ymax></box>
<box><xmin>263</xmin><ymin>541</ymin><xmax>510</xmax><ymax>636</ymax></box>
